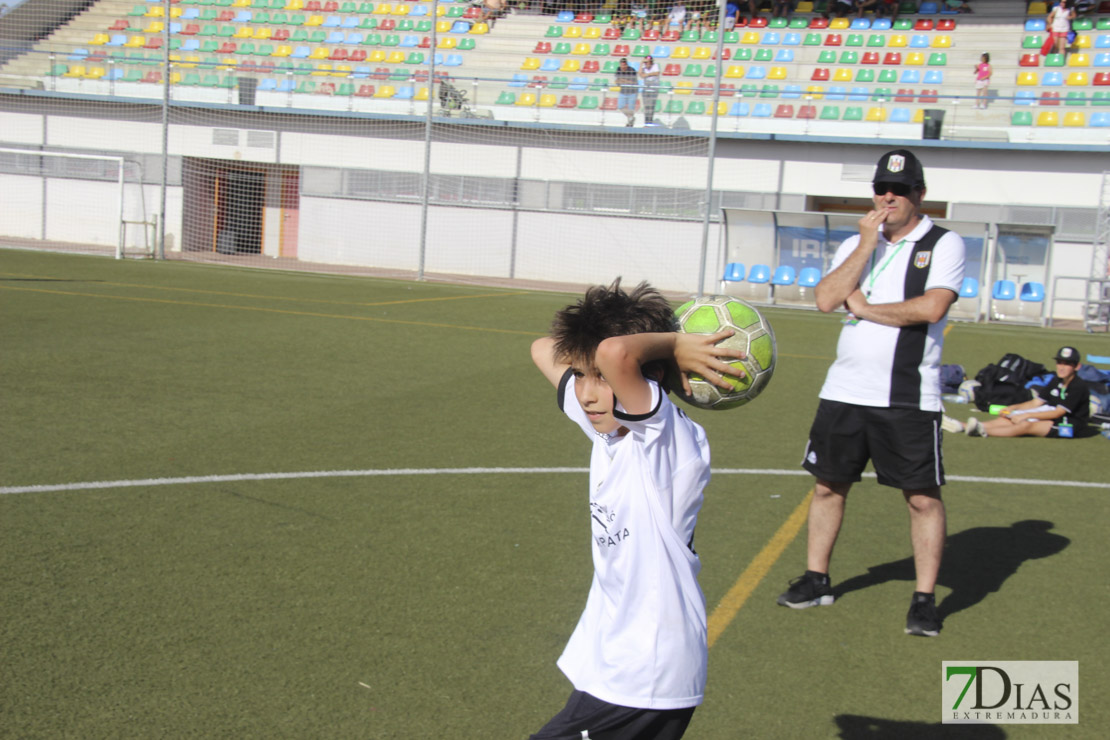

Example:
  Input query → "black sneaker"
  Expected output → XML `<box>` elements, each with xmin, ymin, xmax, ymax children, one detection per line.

<box><xmin>777</xmin><ymin>571</ymin><xmax>834</xmax><ymax>609</ymax></box>
<box><xmin>905</xmin><ymin>592</ymin><xmax>941</xmax><ymax>637</ymax></box>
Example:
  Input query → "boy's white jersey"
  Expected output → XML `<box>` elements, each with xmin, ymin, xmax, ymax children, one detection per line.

<box><xmin>556</xmin><ymin>372</ymin><xmax>710</xmax><ymax>710</ymax></box>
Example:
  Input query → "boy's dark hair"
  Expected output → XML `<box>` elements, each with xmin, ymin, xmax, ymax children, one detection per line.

<box><xmin>551</xmin><ymin>278</ymin><xmax>677</xmax><ymax>377</ymax></box>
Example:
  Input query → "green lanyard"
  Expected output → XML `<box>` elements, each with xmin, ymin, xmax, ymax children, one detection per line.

<box><xmin>864</xmin><ymin>239</ymin><xmax>907</xmax><ymax>299</ymax></box>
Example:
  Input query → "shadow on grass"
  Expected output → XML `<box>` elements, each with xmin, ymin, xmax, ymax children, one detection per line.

<box><xmin>834</xmin><ymin>520</ymin><xmax>1069</xmax><ymax>621</ymax></box>
<box><xmin>836</xmin><ymin>714</ymin><xmax>1006</xmax><ymax>739</ymax></box>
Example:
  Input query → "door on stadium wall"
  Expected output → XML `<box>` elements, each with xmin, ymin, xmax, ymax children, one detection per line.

<box><xmin>182</xmin><ymin>159</ymin><xmax>299</xmax><ymax>258</ymax></box>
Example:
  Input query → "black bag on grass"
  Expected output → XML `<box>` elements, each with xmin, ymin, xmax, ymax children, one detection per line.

<box><xmin>972</xmin><ymin>353</ymin><xmax>1046</xmax><ymax>412</ymax></box>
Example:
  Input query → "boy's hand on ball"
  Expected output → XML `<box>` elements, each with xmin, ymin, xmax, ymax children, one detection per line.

<box><xmin>675</xmin><ymin>330</ymin><xmax>747</xmax><ymax>393</ymax></box>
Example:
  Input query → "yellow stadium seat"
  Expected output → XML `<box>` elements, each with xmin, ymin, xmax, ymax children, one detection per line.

<box><xmin>866</xmin><ymin>107</ymin><xmax>887</xmax><ymax>121</ymax></box>
<box><xmin>693</xmin><ymin>47</ymin><xmax>712</xmax><ymax>59</ymax></box>
<box><xmin>515</xmin><ymin>92</ymin><xmax>537</xmax><ymax>106</ymax></box>
<box><xmin>436</xmin><ymin>37</ymin><xmax>456</xmax><ymax>49</ymax></box>
<box><xmin>559</xmin><ymin>58</ymin><xmax>581</xmax><ymax>72</ymax></box>
<box><xmin>714</xmin><ymin>101</ymin><xmax>730</xmax><ymax>115</ymax></box>
<box><xmin>905</xmin><ymin>52</ymin><xmax>925</xmax><ymax>65</ymax></box>
<box><xmin>1017</xmin><ymin>71</ymin><xmax>1038</xmax><ymax>85</ymax></box>
<box><xmin>415</xmin><ymin>86</ymin><xmax>429</xmax><ymax>101</ymax></box>
<box><xmin>274</xmin><ymin>45</ymin><xmax>292</xmax><ymax>57</ymax></box>
<box><xmin>572</xmin><ymin>43</ymin><xmax>590</xmax><ymax>55</ymax></box>
<box><xmin>725</xmin><ymin>65</ymin><xmax>745</xmax><ymax>78</ymax></box>
<box><xmin>332</xmin><ymin>64</ymin><xmax>351</xmax><ymax>77</ymax></box>
<box><xmin>386</xmin><ymin>50</ymin><xmax>405</xmax><ymax>63</ymax></box>
<box><xmin>1067</xmin><ymin>53</ymin><xmax>1089</xmax><ymax>67</ymax></box>
<box><xmin>306</xmin><ymin>15</ymin><xmax>324</xmax><ymax>26</ymax></box>
<box><xmin>253</xmin><ymin>27</ymin><xmax>272</xmax><ymax>40</ymax></box>
<box><xmin>146</xmin><ymin>5</ymin><xmax>165</xmax><ymax>17</ymax></box>
<box><xmin>805</xmin><ymin>85</ymin><xmax>824</xmax><ymax>99</ymax></box>
<box><xmin>125</xmin><ymin>35</ymin><xmax>145</xmax><ymax>47</ymax></box>
<box><xmin>829</xmin><ymin>18</ymin><xmax>850</xmax><ymax>29</ymax></box>
<box><xmin>522</xmin><ymin>57</ymin><xmax>541</xmax><ymax>70</ymax></box>
<box><xmin>233</xmin><ymin>0</ymin><xmax>251</xmax><ymax>6</ymax></box>
<box><xmin>888</xmin><ymin>35</ymin><xmax>907</xmax><ymax>48</ymax></box>
<box><xmin>796</xmin><ymin>1</ymin><xmax>814</xmax><ymax>11</ymax></box>
<box><xmin>170</xmin><ymin>7</ymin><xmax>183</xmax><ymax>17</ymax></box>
<box><xmin>90</xmin><ymin>33</ymin><xmax>109</xmax><ymax>46</ymax></box>
<box><xmin>1027</xmin><ymin>1</ymin><xmax>1047</xmax><ymax>14</ymax></box>
<box><xmin>563</xmin><ymin>26</ymin><xmax>581</xmax><ymax>38</ymax></box>
<box><xmin>310</xmin><ymin>47</ymin><xmax>330</xmax><ymax>59</ymax></box>
<box><xmin>675</xmin><ymin>81</ymin><xmax>694</xmax><ymax>94</ymax></box>
<box><xmin>436</xmin><ymin>20</ymin><xmax>451</xmax><ymax>33</ymax></box>
<box><xmin>146</xmin><ymin>22</ymin><xmax>164</xmax><ymax>34</ymax></box>
<box><xmin>374</xmin><ymin>85</ymin><xmax>396</xmax><ymax>98</ymax></box>
<box><xmin>435</xmin><ymin>4</ymin><xmax>446</xmax><ymax>15</ymax></box>
<box><xmin>1075</xmin><ymin>35</ymin><xmax>1091</xmax><ymax>49</ymax></box>
<box><xmin>85</xmin><ymin>66</ymin><xmax>105</xmax><ymax>79</ymax></box>
<box><xmin>471</xmin><ymin>22</ymin><xmax>489</xmax><ymax>34</ymax></box>
<box><xmin>912</xmin><ymin>109</ymin><xmax>925</xmax><ymax>123</ymax></box>
<box><xmin>286</xmin><ymin>0</ymin><xmax>304</xmax><ymax>9</ymax></box>
<box><xmin>63</xmin><ymin>64</ymin><xmax>85</xmax><ymax>77</ymax></box>
<box><xmin>833</xmin><ymin>68</ymin><xmax>852</xmax><ymax>81</ymax></box>
<box><xmin>741</xmin><ymin>32</ymin><xmax>759</xmax><ymax>45</ymax></box>
<box><xmin>538</xmin><ymin>93</ymin><xmax>557</xmax><ymax>107</ymax></box>
<box><xmin>234</xmin><ymin>27</ymin><xmax>253</xmax><ymax>39</ymax></box>
<box><xmin>368</xmin><ymin>50</ymin><xmax>386</xmax><ymax>62</ymax></box>
<box><xmin>375</xmin><ymin>3</ymin><xmax>392</xmax><ymax>13</ymax></box>
<box><xmin>1036</xmin><ymin>110</ymin><xmax>1058</xmax><ymax>126</ymax></box>
<box><xmin>931</xmin><ymin>36</ymin><xmax>951</xmax><ymax>48</ymax></box>
<box><xmin>768</xmin><ymin>66</ymin><xmax>787</xmax><ymax>80</ymax></box>
<box><xmin>1063</xmin><ymin>112</ymin><xmax>1086</xmax><ymax>126</ymax></box>
<box><xmin>583</xmin><ymin>27</ymin><xmax>601</xmax><ymax>39</ymax></box>
<box><xmin>1066</xmin><ymin>72</ymin><xmax>1089</xmax><ymax>85</ymax></box>
<box><xmin>393</xmin><ymin>4</ymin><xmax>410</xmax><ymax>14</ymax></box>
<box><xmin>672</xmin><ymin>46</ymin><xmax>690</xmax><ymax>59</ymax></box>
<box><xmin>312</xmin><ymin>63</ymin><xmax>332</xmax><ymax>77</ymax></box>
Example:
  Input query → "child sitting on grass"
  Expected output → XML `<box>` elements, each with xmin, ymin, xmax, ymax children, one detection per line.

<box><xmin>528</xmin><ymin>279</ymin><xmax>744</xmax><ymax>740</ymax></box>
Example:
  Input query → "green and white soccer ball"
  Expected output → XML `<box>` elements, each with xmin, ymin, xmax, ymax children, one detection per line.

<box><xmin>671</xmin><ymin>295</ymin><xmax>776</xmax><ymax>410</ymax></box>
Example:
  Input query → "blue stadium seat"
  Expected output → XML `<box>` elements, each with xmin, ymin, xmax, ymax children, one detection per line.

<box><xmin>889</xmin><ymin>108</ymin><xmax>911</xmax><ymax>122</ymax></box>
<box><xmin>959</xmin><ymin>277</ymin><xmax>979</xmax><ymax>298</ymax></box>
<box><xmin>720</xmin><ymin>262</ymin><xmax>745</xmax><ymax>291</ymax></box>
<box><xmin>775</xmin><ymin>49</ymin><xmax>795</xmax><ymax>62</ymax></box>
<box><xmin>771</xmin><ymin>265</ymin><xmax>796</xmax><ymax>286</ymax></box>
<box><xmin>728</xmin><ymin>101</ymin><xmax>750</xmax><ymax>116</ymax></box>
<box><xmin>900</xmin><ymin>69</ymin><xmax>921</xmax><ymax>83</ymax></box>
<box><xmin>797</xmin><ymin>267</ymin><xmax>821</xmax><ymax>288</ymax></box>
<box><xmin>1091</xmin><ymin>112</ymin><xmax>1110</xmax><ymax>127</ymax></box>
<box><xmin>748</xmin><ymin>264</ymin><xmax>771</xmax><ymax>283</ymax></box>
<box><xmin>918</xmin><ymin>1</ymin><xmax>938</xmax><ymax>13</ymax></box>
<box><xmin>1025</xmin><ymin>19</ymin><xmax>1047</xmax><ymax>32</ymax></box>
<box><xmin>992</xmin><ymin>280</ymin><xmax>1016</xmax><ymax>301</ymax></box>
<box><xmin>1019</xmin><ymin>282</ymin><xmax>1045</xmax><ymax>302</ymax></box>
<box><xmin>1014</xmin><ymin>90</ymin><xmax>1035</xmax><ymax>105</ymax></box>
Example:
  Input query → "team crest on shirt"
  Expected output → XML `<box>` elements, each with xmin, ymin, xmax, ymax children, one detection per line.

<box><xmin>590</xmin><ymin>502</ymin><xmax>630</xmax><ymax>548</ymax></box>
<box><xmin>914</xmin><ymin>252</ymin><xmax>932</xmax><ymax>269</ymax></box>
<box><xmin>887</xmin><ymin>154</ymin><xmax>906</xmax><ymax>173</ymax></box>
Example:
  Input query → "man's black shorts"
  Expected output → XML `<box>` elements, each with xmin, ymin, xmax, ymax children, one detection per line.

<box><xmin>530</xmin><ymin>690</ymin><xmax>695</xmax><ymax>740</ymax></box>
<box><xmin>802</xmin><ymin>399</ymin><xmax>945</xmax><ymax>490</ymax></box>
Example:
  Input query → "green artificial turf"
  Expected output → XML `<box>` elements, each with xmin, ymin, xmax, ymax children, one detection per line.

<box><xmin>2</xmin><ymin>249</ymin><xmax>1108</xmax><ymax>738</ymax></box>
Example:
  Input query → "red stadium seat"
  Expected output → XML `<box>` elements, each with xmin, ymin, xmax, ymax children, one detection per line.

<box><xmin>895</xmin><ymin>88</ymin><xmax>915</xmax><ymax>102</ymax></box>
<box><xmin>1095</xmin><ymin>72</ymin><xmax>1110</xmax><ymax>86</ymax></box>
<box><xmin>861</xmin><ymin>51</ymin><xmax>879</xmax><ymax>64</ymax></box>
<box><xmin>812</xmin><ymin>68</ymin><xmax>830</xmax><ymax>81</ymax></box>
<box><xmin>883</xmin><ymin>52</ymin><xmax>902</xmax><ymax>65</ymax></box>
<box><xmin>914</xmin><ymin>19</ymin><xmax>933</xmax><ymax>31</ymax></box>
<box><xmin>1040</xmin><ymin>91</ymin><xmax>1060</xmax><ymax>105</ymax></box>
<box><xmin>534</xmin><ymin>41</ymin><xmax>551</xmax><ymax>53</ymax></box>
<box><xmin>937</xmin><ymin>19</ymin><xmax>955</xmax><ymax>31</ymax></box>
<box><xmin>1020</xmin><ymin>54</ymin><xmax>1039</xmax><ymax>67</ymax></box>
<box><xmin>798</xmin><ymin>104</ymin><xmax>817</xmax><ymax>119</ymax></box>
<box><xmin>582</xmin><ymin>60</ymin><xmax>599</xmax><ymax>73</ymax></box>
<box><xmin>774</xmin><ymin>104</ymin><xmax>794</xmax><ymax>118</ymax></box>
<box><xmin>918</xmin><ymin>89</ymin><xmax>938</xmax><ymax>102</ymax></box>
<box><xmin>664</xmin><ymin>63</ymin><xmax>682</xmax><ymax>76</ymax></box>
<box><xmin>810</xmin><ymin>17</ymin><xmax>829</xmax><ymax>29</ymax></box>
<box><xmin>825</xmin><ymin>34</ymin><xmax>842</xmax><ymax>46</ymax></box>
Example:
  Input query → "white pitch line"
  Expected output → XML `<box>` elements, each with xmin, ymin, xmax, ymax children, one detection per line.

<box><xmin>1</xmin><ymin>468</ymin><xmax>1108</xmax><ymax>496</ymax></box>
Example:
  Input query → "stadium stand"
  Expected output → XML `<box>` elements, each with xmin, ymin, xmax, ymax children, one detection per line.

<box><xmin>1</xmin><ymin>0</ymin><xmax>1109</xmax><ymax>137</ymax></box>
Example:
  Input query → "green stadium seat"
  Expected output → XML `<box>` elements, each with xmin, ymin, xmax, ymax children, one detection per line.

<box><xmin>1011</xmin><ymin>110</ymin><xmax>1033</xmax><ymax>125</ymax></box>
<box><xmin>843</xmin><ymin>106</ymin><xmax>863</xmax><ymax>120</ymax></box>
<box><xmin>820</xmin><ymin>105</ymin><xmax>840</xmax><ymax>119</ymax></box>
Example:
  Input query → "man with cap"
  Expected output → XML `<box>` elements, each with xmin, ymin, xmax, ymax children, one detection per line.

<box><xmin>777</xmin><ymin>149</ymin><xmax>966</xmax><ymax>638</ymax></box>
<box><xmin>959</xmin><ymin>346</ymin><xmax>1091</xmax><ymax>439</ymax></box>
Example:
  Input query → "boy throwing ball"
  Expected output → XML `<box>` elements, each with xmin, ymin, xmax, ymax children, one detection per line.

<box><xmin>529</xmin><ymin>279</ymin><xmax>743</xmax><ymax>740</ymax></box>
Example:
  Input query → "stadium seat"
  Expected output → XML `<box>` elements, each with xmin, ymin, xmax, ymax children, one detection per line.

<box><xmin>771</xmin><ymin>265</ymin><xmax>796</xmax><ymax>286</ymax></box>
<box><xmin>1037</xmin><ymin>110</ymin><xmax>1059</xmax><ymax>126</ymax></box>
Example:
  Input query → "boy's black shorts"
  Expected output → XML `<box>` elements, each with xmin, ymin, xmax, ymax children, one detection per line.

<box><xmin>530</xmin><ymin>690</ymin><xmax>695</xmax><ymax>740</ymax></box>
<box><xmin>802</xmin><ymin>399</ymin><xmax>945</xmax><ymax>490</ymax></box>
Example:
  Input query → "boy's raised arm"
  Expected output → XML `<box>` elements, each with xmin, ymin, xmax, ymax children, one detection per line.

<box><xmin>531</xmin><ymin>337</ymin><xmax>569</xmax><ymax>388</ymax></box>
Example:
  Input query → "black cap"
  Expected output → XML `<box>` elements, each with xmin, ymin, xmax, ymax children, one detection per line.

<box><xmin>1053</xmin><ymin>346</ymin><xmax>1080</xmax><ymax>365</ymax></box>
<box><xmin>873</xmin><ymin>149</ymin><xmax>926</xmax><ymax>189</ymax></box>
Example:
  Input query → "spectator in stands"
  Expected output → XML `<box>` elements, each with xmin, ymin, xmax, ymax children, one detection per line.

<box><xmin>973</xmin><ymin>52</ymin><xmax>991</xmax><ymax>109</ymax></box>
<box><xmin>631</xmin><ymin>0</ymin><xmax>650</xmax><ymax>29</ymax></box>
<box><xmin>616</xmin><ymin>58</ymin><xmax>640</xmax><ymax>126</ymax></box>
<box><xmin>667</xmin><ymin>2</ymin><xmax>688</xmax><ymax>30</ymax></box>
<box><xmin>638</xmin><ymin>54</ymin><xmax>662</xmax><ymax>125</ymax></box>
<box><xmin>1048</xmin><ymin>0</ymin><xmax>1075</xmax><ymax>58</ymax></box>
<box><xmin>855</xmin><ymin>0</ymin><xmax>881</xmax><ymax>17</ymax></box>
<box><xmin>829</xmin><ymin>0</ymin><xmax>854</xmax><ymax>18</ymax></box>
<box><xmin>772</xmin><ymin>0</ymin><xmax>796</xmax><ymax>18</ymax></box>
<box><xmin>723</xmin><ymin>1</ymin><xmax>743</xmax><ymax>29</ymax></box>
<box><xmin>743</xmin><ymin>0</ymin><xmax>763</xmax><ymax>19</ymax></box>
<box><xmin>952</xmin><ymin>347</ymin><xmax>1092</xmax><ymax>439</ymax></box>
<box><xmin>478</xmin><ymin>0</ymin><xmax>506</xmax><ymax>25</ymax></box>
<box><xmin>874</xmin><ymin>0</ymin><xmax>898</xmax><ymax>18</ymax></box>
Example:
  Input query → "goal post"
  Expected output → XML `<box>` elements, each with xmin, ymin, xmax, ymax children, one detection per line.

<box><xmin>0</xmin><ymin>148</ymin><xmax>151</xmax><ymax>259</ymax></box>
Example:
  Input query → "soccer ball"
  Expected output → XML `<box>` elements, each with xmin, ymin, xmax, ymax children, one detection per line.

<box><xmin>670</xmin><ymin>295</ymin><xmax>776</xmax><ymax>410</ymax></box>
<box><xmin>958</xmin><ymin>379</ymin><xmax>980</xmax><ymax>404</ymax></box>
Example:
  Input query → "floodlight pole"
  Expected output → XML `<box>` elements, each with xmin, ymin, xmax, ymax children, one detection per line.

<box><xmin>158</xmin><ymin>0</ymin><xmax>171</xmax><ymax>260</ymax></box>
<box><xmin>696</xmin><ymin>2</ymin><xmax>729</xmax><ymax>297</ymax></box>
<box><xmin>417</xmin><ymin>0</ymin><xmax>440</xmax><ymax>282</ymax></box>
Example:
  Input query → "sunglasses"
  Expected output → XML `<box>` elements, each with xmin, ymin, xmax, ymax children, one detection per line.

<box><xmin>873</xmin><ymin>182</ymin><xmax>915</xmax><ymax>197</ymax></box>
